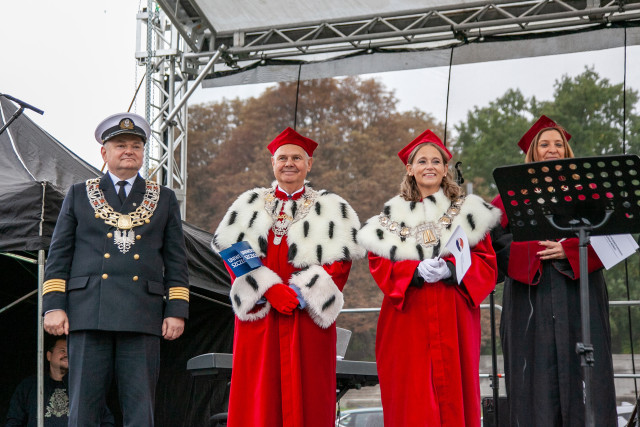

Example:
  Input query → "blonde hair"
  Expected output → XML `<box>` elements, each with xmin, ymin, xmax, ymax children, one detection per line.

<box><xmin>525</xmin><ymin>126</ymin><xmax>574</xmax><ymax>163</ymax></box>
<box><xmin>400</xmin><ymin>143</ymin><xmax>463</xmax><ymax>202</ymax></box>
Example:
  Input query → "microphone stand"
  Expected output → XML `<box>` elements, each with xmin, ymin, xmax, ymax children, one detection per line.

<box><xmin>0</xmin><ymin>94</ymin><xmax>44</xmax><ymax>136</ymax></box>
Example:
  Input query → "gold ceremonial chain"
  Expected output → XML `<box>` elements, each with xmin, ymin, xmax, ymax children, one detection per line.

<box><xmin>86</xmin><ymin>178</ymin><xmax>160</xmax><ymax>253</ymax></box>
<box><xmin>264</xmin><ymin>187</ymin><xmax>318</xmax><ymax>245</ymax></box>
<box><xmin>378</xmin><ymin>197</ymin><xmax>465</xmax><ymax>248</ymax></box>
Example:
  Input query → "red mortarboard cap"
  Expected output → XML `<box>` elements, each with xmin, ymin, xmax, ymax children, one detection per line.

<box><xmin>397</xmin><ymin>129</ymin><xmax>452</xmax><ymax>164</ymax></box>
<box><xmin>517</xmin><ymin>115</ymin><xmax>572</xmax><ymax>153</ymax></box>
<box><xmin>267</xmin><ymin>127</ymin><xmax>318</xmax><ymax>156</ymax></box>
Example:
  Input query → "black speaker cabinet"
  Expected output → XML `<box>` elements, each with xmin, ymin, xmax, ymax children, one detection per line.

<box><xmin>482</xmin><ymin>396</ymin><xmax>509</xmax><ymax>427</ymax></box>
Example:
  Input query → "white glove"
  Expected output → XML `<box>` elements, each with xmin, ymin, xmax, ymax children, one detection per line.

<box><xmin>417</xmin><ymin>258</ymin><xmax>452</xmax><ymax>283</ymax></box>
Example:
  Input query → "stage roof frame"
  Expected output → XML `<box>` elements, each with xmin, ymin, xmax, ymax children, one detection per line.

<box><xmin>155</xmin><ymin>0</ymin><xmax>640</xmax><ymax>65</ymax></box>
<box><xmin>134</xmin><ymin>0</ymin><xmax>640</xmax><ymax>212</ymax></box>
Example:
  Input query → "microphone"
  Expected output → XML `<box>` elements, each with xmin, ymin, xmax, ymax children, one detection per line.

<box><xmin>0</xmin><ymin>93</ymin><xmax>44</xmax><ymax>115</ymax></box>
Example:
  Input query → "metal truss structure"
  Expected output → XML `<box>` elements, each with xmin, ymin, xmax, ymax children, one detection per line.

<box><xmin>160</xmin><ymin>0</ymin><xmax>640</xmax><ymax>60</ymax></box>
<box><xmin>137</xmin><ymin>0</ymin><xmax>640</xmax><ymax>211</ymax></box>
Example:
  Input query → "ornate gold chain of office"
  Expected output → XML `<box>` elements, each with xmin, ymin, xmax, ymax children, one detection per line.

<box><xmin>378</xmin><ymin>197</ymin><xmax>465</xmax><ymax>248</ymax></box>
<box><xmin>86</xmin><ymin>178</ymin><xmax>160</xmax><ymax>253</ymax></box>
<box><xmin>263</xmin><ymin>187</ymin><xmax>318</xmax><ymax>245</ymax></box>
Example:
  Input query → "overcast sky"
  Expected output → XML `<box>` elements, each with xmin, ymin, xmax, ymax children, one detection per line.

<box><xmin>2</xmin><ymin>1</ymin><xmax>638</xmax><ymax>169</ymax></box>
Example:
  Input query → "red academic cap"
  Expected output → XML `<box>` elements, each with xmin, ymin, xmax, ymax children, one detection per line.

<box><xmin>267</xmin><ymin>127</ymin><xmax>318</xmax><ymax>156</ymax></box>
<box><xmin>397</xmin><ymin>129</ymin><xmax>452</xmax><ymax>164</ymax></box>
<box><xmin>518</xmin><ymin>115</ymin><xmax>572</xmax><ymax>153</ymax></box>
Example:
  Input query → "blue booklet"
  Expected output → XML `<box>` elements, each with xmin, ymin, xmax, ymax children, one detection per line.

<box><xmin>219</xmin><ymin>241</ymin><xmax>263</xmax><ymax>277</ymax></box>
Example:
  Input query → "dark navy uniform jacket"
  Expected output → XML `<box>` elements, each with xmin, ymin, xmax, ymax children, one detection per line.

<box><xmin>42</xmin><ymin>174</ymin><xmax>189</xmax><ymax>336</ymax></box>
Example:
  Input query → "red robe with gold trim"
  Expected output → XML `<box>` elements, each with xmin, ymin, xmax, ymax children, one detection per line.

<box><xmin>357</xmin><ymin>190</ymin><xmax>501</xmax><ymax>427</ymax></box>
<box><xmin>214</xmin><ymin>186</ymin><xmax>364</xmax><ymax>427</ymax></box>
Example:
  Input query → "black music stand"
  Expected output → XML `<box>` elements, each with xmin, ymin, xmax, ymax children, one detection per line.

<box><xmin>493</xmin><ymin>154</ymin><xmax>640</xmax><ymax>427</ymax></box>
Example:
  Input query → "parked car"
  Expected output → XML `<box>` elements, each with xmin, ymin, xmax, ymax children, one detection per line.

<box><xmin>336</xmin><ymin>407</ymin><xmax>384</xmax><ymax>427</ymax></box>
<box><xmin>617</xmin><ymin>401</ymin><xmax>635</xmax><ymax>426</ymax></box>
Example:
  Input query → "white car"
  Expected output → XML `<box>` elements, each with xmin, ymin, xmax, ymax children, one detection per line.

<box><xmin>617</xmin><ymin>401</ymin><xmax>635</xmax><ymax>426</ymax></box>
<box><xmin>336</xmin><ymin>407</ymin><xmax>384</xmax><ymax>427</ymax></box>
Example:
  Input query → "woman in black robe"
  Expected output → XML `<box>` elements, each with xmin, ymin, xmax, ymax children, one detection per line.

<box><xmin>491</xmin><ymin>115</ymin><xmax>617</xmax><ymax>427</ymax></box>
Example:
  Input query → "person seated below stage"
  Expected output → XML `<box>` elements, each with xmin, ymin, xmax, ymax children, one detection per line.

<box><xmin>6</xmin><ymin>334</ymin><xmax>114</xmax><ymax>427</ymax></box>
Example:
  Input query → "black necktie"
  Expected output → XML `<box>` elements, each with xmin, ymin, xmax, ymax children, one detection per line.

<box><xmin>117</xmin><ymin>181</ymin><xmax>127</xmax><ymax>204</ymax></box>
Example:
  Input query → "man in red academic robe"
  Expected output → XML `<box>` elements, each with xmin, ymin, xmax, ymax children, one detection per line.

<box><xmin>213</xmin><ymin>127</ymin><xmax>364</xmax><ymax>427</ymax></box>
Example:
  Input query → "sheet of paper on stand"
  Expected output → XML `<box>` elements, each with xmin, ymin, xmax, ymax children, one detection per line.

<box><xmin>590</xmin><ymin>234</ymin><xmax>639</xmax><ymax>270</ymax></box>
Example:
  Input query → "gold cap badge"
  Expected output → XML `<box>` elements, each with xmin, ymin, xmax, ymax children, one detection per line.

<box><xmin>120</xmin><ymin>118</ymin><xmax>134</xmax><ymax>130</ymax></box>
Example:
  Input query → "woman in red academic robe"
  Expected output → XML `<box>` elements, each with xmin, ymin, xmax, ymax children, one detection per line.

<box><xmin>491</xmin><ymin>116</ymin><xmax>617</xmax><ymax>426</ymax></box>
<box><xmin>356</xmin><ymin>129</ymin><xmax>501</xmax><ymax>426</ymax></box>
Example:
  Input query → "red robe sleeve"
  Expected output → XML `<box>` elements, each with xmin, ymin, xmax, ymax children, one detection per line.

<box><xmin>224</xmin><ymin>263</ymin><xmax>236</xmax><ymax>282</ymax></box>
<box><xmin>322</xmin><ymin>260</ymin><xmax>352</xmax><ymax>292</ymax></box>
<box><xmin>449</xmin><ymin>235</ymin><xmax>498</xmax><ymax>308</ymax></box>
<box><xmin>491</xmin><ymin>195</ymin><xmax>602</xmax><ymax>284</ymax></box>
<box><xmin>560</xmin><ymin>238</ymin><xmax>604</xmax><ymax>279</ymax></box>
<box><xmin>368</xmin><ymin>254</ymin><xmax>420</xmax><ymax>311</ymax></box>
<box><xmin>492</xmin><ymin>194</ymin><xmax>509</xmax><ymax>229</ymax></box>
<box><xmin>368</xmin><ymin>235</ymin><xmax>497</xmax><ymax>311</ymax></box>
<box><xmin>506</xmin><ymin>241</ymin><xmax>543</xmax><ymax>285</ymax></box>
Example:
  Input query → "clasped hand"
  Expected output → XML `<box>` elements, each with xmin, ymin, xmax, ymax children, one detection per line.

<box><xmin>537</xmin><ymin>240</ymin><xmax>567</xmax><ymax>260</ymax></box>
<box><xmin>417</xmin><ymin>258</ymin><xmax>451</xmax><ymax>283</ymax></box>
<box><xmin>264</xmin><ymin>283</ymin><xmax>299</xmax><ymax>315</ymax></box>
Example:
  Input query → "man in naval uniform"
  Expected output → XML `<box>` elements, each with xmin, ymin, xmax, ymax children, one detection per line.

<box><xmin>42</xmin><ymin>112</ymin><xmax>189</xmax><ymax>426</ymax></box>
<box><xmin>213</xmin><ymin>127</ymin><xmax>365</xmax><ymax>427</ymax></box>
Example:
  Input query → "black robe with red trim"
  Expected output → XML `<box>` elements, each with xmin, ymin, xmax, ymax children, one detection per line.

<box><xmin>491</xmin><ymin>195</ymin><xmax>617</xmax><ymax>427</ymax></box>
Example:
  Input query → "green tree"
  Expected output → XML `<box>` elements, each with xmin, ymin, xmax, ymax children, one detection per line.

<box><xmin>454</xmin><ymin>88</ymin><xmax>532</xmax><ymax>198</ymax></box>
<box><xmin>532</xmin><ymin>67</ymin><xmax>640</xmax><ymax>156</ymax></box>
<box><xmin>455</xmin><ymin>67</ymin><xmax>640</xmax><ymax>199</ymax></box>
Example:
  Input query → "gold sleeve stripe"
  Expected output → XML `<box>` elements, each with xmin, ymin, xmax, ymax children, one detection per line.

<box><xmin>169</xmin><ymin>290</ymin><xmax>190</xmax><ymax>297</ymax></box>
<box><xmin>43</xmin><ymin>279</ymin><xmax>66</xmax><ymax>295</ymax></box>
<box><xmin>43</xmin><ymin>282</ymin><xmax>66</xmax><ymax>289</ymax></box>
<box><xmin>169</xmin><ymin>287</ymin><xmax>190</xmax><ymax>302</ymax></box>
<box><xmin>43</xmin><ymin>286</ymin><xmax>66</xmax><ymax>294</ymax></box>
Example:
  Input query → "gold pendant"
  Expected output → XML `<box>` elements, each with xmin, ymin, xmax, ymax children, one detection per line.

<box><xmin>117</xmin><ymin>214</ymin><xmax>133</xmax><ymax>230</ymax></box>
<box><xmin>422</xmin><ymin>229</ymin><xmax>438</xmax><ymax>245</ymax></box>
<box><xmin>415</xmin><ymin>222</ymin><xmax>439</xmax><ymax>247</ymax></box>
